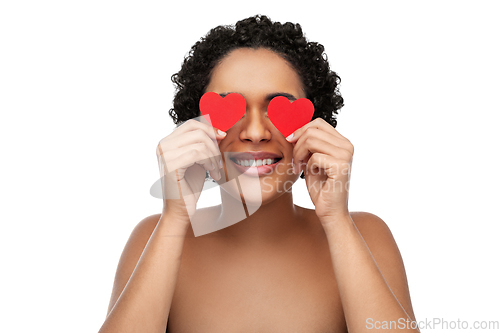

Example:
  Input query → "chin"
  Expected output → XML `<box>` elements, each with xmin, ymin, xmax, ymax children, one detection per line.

<box><xmin>219</xmin><ymin>172</ymin><xmax>298</xmax><ymax>207</ymax></box>
<box><xmin>260</xmin><ymin>174</ymin><xmax>297</xmax><ymax>202</ymax></box>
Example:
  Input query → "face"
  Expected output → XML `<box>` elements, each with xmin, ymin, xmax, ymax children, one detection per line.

<box><xmin>205</xmin><ymin>48</ymin><xmax>304</xmax><ymax>205</ymax></box>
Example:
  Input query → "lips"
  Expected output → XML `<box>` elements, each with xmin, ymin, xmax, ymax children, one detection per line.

<box><xmin>229</xmin><ymin>151</ymin><xmax>282</xmax><ymax>160</ymax></box>
<box><xmin>227</xmin><ymin>151</ymin><xmax>283</xmax><ymax>176</ymax></box>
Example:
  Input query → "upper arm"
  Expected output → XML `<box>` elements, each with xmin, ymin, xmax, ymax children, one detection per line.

<box><xmin>351</xmin><ymin>212</ymin><xmax>417</xmax><ymax>321</ymax></box>
<box><xmin>106</xmin><ymin>214</ymin><xmax>162</xmax><ymax>316</ymax></box>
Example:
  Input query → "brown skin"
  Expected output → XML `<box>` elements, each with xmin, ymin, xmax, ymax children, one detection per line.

<box><xmin>103</xmin><ymin>48</ymin><xmax>417</xmax><ymax>332</ymax></box>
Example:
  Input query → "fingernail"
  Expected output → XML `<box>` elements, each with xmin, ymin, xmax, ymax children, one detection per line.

<box><xmin>218</xmin><ymin>129</ymin><xmax>227</xmax><ymax>137</ymax></box>
<box><xmin>219</xmin><ymin>159</ymin><xmax>223</xmax><ymax>168</ymax></box>
<box><xmin>286</xmin><ymin>133</ymin><xmax>294</xmax><ymax>141</ymax></box>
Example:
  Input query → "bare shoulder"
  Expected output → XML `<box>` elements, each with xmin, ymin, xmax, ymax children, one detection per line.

<box><xmin>350</xmin><ymin>211</ymin><xmax>395</xmax><ymax>244</ymax></box>
<box><xmin>106</xmin><ymin>208</ymin><xmax>222</xmax><ymax>317</ymax></box>
<box><xmin>106</xmin><ymin>213</ymin><xmax>162</xmax><ymax>314</ymax></box>
<box><xmin>349</xmin><ymin>211</ymin><xmax>403</xmax><ymax>269</ymax></box>
<box><xmin>130</xmin><ymin>213</ymin><xmax>163</xmax><ymax>240</ymax></box>
<box><xmin>117</xmin><ymin>213</ymin><xmax>164</xmax><ymax>273</ymax></box>
<box><xmin>349</xmin><ymin>211</ymin><xmax>417</xmax><ymax>321</ymax></box>
<box><xmin>349</xmin><ymin>211</ymin><xmax>406</xmax><ymax>268</ymax></box>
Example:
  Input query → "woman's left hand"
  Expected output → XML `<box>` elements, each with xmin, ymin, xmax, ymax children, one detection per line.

<box><xmin>286</xmin><ymin>118</ymin><xmax>354</xmax><ymax>224</ymax></box>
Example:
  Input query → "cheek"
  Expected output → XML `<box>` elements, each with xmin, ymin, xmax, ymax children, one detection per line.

<box><xmin>217</xmin><ymin>131</ymin><xmax>240</xmax><ymax>158</ymax></box>
<box><xmin>282</xmin><ymin>143</ymin><xmax>295</xmax><ymax>166</ymax></box>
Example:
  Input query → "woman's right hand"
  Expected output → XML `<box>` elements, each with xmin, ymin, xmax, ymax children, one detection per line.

<box><xmin>156</xmin><ymin>119</ymin><xmax>226</xmax><ymax>222</ymax></box>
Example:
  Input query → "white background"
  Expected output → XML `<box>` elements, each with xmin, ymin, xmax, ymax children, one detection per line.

<box><xmin>1</xmin><ymin>1</ymin><xmax>499</xmax><ymax>332</ymax></box>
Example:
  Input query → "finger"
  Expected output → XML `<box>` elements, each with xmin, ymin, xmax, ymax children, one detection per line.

<box><xmin>165</xmin><ymin>149</ymin><xmax>219</xmax><ymax>179</ymax></box>
<box><xmin>164</xmin><ymin>127</ymin><xmax>218</xmax><ymax>152</ymax></box>
<box><xmin>163</xmin><ymin>128</ymin><xmax>221</xmax><ymax>159</ymax></box>
<box><xmin>157</xmin><ymin>143</ymin><xmax>222</xmax><ymax>181</ymax></box>
<box><xmin>158</xmin><ymin>126</ymin><xmax>225</xmax><ymax>169</ymax></box>
<box><xmin>305</xmin><ymin>153</ymin><xmax>349</xmax><ymax>179</ymax></box>
<box><xmin>293</xmin><ymin>127</ymin><xmax>353</xmax><ymax>154</ymax></box>
<box><xmin>286</xmin><ymin>118</ymin><xmax>348</xmax><ymax>143</ymax></box>
<box><xmin>293</xmin><ymin>132</ymin><xmax>353</xmax><ymax>164</ymax></box>
<box><xmin>161</xmin><ymin>142</ymin><xmax>219</xmax><ymax>174</ymax></box>
<box><xmin>169</xmin><ymin>118</ymin><xmax>227</xmax><ymax>142</ymax></box>
<box><xmin>172</xmin><ymin>147</ymin><xmax>221</xmax><ymax>181</ymax></box>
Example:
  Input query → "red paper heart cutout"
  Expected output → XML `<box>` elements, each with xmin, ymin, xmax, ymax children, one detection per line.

<box><xmin>199</xmin><ymin>92</ymin><xmax>246</xmax><ymax>132</ymax></box>
<box><xmin>267</xmin><ymin>97</ymin><xmax>315</xmax><ymax>137</ymax></box>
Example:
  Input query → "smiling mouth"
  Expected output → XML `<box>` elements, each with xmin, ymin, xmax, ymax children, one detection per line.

<box><xmin>230</xmin><ymin>157</ymin><xmax>282</xmax><ymax>167</ymax></box>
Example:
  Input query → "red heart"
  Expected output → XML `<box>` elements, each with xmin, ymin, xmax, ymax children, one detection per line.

<box><xmin>267</xmin><ymin>97</ymin><xmax>314</xmax><ymax>137</ymax></box>
<box><xmin>199</xmin><ymin>92</ymin><xmax>246</xmax><ymax>132</ymax></box>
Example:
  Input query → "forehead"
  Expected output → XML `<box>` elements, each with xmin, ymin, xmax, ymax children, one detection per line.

<box><xmin>206</xmin><ymin>48</ymin><xmax>306</xmax><ymax>99</ymax></box>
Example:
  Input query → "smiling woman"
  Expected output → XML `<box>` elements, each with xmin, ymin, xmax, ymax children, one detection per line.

<box><xmin>98</xmin><ymin>15</ymin><xmax>418</xmax><ymax>333</ymax></box>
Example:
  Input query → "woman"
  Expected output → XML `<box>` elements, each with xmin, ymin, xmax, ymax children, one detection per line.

<box><xmin>99</xmin><ymin>16</ymin><xmax>418</xmax><ymax>333</ymax></box>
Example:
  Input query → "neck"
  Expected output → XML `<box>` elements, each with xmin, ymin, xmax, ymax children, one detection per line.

<box><xmin>217</xmin><ymin>189</ymin><xmax>305</xmax><ymax>246</ymax></box>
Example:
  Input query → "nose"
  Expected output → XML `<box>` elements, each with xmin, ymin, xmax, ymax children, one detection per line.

<box><xmin>238</xmin><ymin>104</ymin><xmax>272</xmax><ymax>143</ymax></box>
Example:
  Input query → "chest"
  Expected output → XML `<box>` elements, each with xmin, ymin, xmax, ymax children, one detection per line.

<box><xmin>168</xmin><ymin>238</ymin><xmax>347</xmax><ymax>332</ymax></box>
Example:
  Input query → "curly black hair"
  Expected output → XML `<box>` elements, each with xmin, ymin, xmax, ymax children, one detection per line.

<box><xmin>169</xmin><ymin>15</ymin><xmax>344</xmax><ymax>128</ymax></box>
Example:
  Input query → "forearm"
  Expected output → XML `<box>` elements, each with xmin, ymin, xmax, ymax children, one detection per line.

<box><xmin>323</xmin><ymin>214</ymin><xmax>418</xmax><ymax>332</ymax></box>
<box><xmin>99</xmin><ymin>213</ymin><xmax>188</xmax><ymax>333</ymax></box>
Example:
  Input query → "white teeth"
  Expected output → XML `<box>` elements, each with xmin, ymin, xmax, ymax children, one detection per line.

<box><xmin>234</xmin><ymin>158</ymin><xmax>278</xmax><ymax>166</ymax></box>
